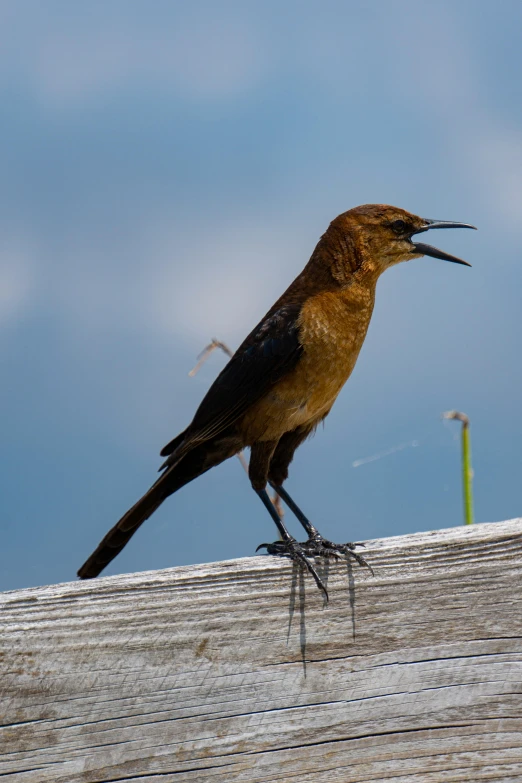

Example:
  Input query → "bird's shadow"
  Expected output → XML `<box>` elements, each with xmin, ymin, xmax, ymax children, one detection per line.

<box><xmin>286</xmin><ymin>562</ymin><xmax>310</xmax><ymax>677</ymax></box>
<box><xmin>287</xmin><ymin>555</ymin><xmax>359</xmax><ymax>675</ymax></box>
<box><xmin>346</xmin><ymin>558</ymin><xmax>356</xmax><ymax>641</ymax></box>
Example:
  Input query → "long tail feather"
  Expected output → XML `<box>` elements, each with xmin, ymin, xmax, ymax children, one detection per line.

<box><xmin>77</xmin><ymin>472</ymin><xmax>170</xmax><ymax>579</ymax></box>
<box><xmin>77</xmin><ymin>435</ymin><xmax>241</xmax><ymax>580</ymax></box>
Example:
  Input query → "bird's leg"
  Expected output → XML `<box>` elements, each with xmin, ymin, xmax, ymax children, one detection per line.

<box><xmin>249</xmin><ymin>441</ymin><xmax>328</xmax><ymax>598</ymax></box>
<box><xmin>269</xmin><ymin>482</ymin><xmax>372</xmax><ymax>573</ymax></box>
<box><xmin>269</xmin><ymin>482</ymin><xmax>318</xmax><ymax>538</ymax></box>
<box><xmin>255</xmin><ymin>488</ymin><xmax>328</xmax><ymax>600</ymax></box>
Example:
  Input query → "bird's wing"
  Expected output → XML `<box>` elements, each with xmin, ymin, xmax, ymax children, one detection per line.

<box><xmin>160</xmin><ymin>304</ymin><xmax>303</xmax><ymax>464</ymax></box>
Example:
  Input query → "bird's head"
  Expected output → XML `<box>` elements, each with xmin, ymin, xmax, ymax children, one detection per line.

<box><xmin>337</xmin><ymin>204</ymin><xmax>476</xmax><ymax>275</ymax></box>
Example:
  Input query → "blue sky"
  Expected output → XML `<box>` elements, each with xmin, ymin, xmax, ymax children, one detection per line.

<box><xmin>1</xmin><ymin>0</ymin><xmax>521</xmax><ymax>591</ymax></box>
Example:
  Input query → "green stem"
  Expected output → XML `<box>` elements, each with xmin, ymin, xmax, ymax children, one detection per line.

<box><xmin>461</xmin><ymin>422</ymin><xmax>474</xmax><ymax>525</ymax></box>
<box><xmin>443</xmin><ymin>410</ymin><xmax>474</xmax><ymax>526</ymax></box>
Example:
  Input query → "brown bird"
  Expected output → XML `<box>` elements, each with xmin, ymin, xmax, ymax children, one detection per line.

<box><xmin>78</xmin><ymin>204</ymin><xmax>475</xmax><ymax>597</ymax></box>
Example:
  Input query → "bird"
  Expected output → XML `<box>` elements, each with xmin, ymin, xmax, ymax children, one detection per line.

<box><xmin>78</xmin><ymin>204</ymin><xmax>475</xmax><ymax>597</ymax></box>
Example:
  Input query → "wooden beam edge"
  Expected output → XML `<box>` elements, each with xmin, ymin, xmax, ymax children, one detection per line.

<box><xmin>1</xmin><ymin>517</ymin><xmax>520</xmax><ymax>603</ymax></box>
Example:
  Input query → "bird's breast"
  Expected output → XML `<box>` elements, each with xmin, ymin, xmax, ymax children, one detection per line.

<box><xmin>242</xmin><ymin>286</ymin><xmax>375</xmax><ymax>443</ymax></box>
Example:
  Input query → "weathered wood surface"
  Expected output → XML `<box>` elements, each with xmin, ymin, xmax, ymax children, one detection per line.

<box><xmin>1</xmin><ymin>519</ymin><xmax>522</xmax><ymax>782</ymax></box>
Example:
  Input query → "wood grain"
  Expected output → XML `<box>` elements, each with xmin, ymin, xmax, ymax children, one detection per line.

<box><xmin>1</xmin><ymin>519</ymin><xmax>521</xmax><ymax>782</ymax></box>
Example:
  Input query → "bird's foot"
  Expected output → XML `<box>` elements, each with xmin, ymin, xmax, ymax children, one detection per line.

<box><xmin>256</xmin><ymin>538</ymin><xmax>329</xmax><ymax>600</ymax></box>
<box><xmin>300</xmin><ymin>534</ymin><xmax>374</xmax><ymax>575</ymax></box>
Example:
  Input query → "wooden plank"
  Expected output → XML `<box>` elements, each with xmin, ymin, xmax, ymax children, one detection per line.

<box><xmin>1</xmin><ymin>518</ymin><xmax>521</xmax><ymax>782</ymax></box>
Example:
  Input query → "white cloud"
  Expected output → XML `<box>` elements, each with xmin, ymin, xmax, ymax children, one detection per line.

<box><xmin>1</xmin><ymin>0</ymin><xmax>521</xmax><ymax>339</ymax></box>
<box><xmin>35</xmin><ymin>212</ymin><xmax>302</xmax><ymax>350</ymax></box>
<box><xmin>131</xmin><ymin>218</ymin><xmax>302</xmax><ymax>345</ymax></box>
<box><xmin>380</xmin><ymin>2</ymin><xmax>522</xmax><ymax>234</ymax></box>
<box><xmin>0</xmin><ymin>3</ymin><xmax>268</xmax><ymax>104</ymax></box>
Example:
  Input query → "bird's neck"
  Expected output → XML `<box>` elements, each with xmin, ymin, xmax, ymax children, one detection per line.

<box><xmin>292</xmin><ymin>226</ymin><xmax>381</xmax><ymax>300</ymax></box>
<box><xmin>294</xmin><ymin>225</ymin><xmax>381</xmax><ymax>350</ymax></box>
<box><xmin>267</xmin><ymin>223</ymin><xmax>382</xmax><ymax>320</ymax></box>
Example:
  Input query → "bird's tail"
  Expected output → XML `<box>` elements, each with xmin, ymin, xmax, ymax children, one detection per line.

<box><xmin>77</xmin><ymin>470</ymin><xmax>172</xmax><ymax>579</ymax></box>
<box><xmin>77</xmin><ymin>435</ymin><xmax>241</xmax><ymax>580</ymax></box>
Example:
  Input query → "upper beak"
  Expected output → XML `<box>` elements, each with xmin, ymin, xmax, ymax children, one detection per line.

<box><xmin>411</xmin><ymin>219</ymin><xmax>477</xmax><ymax>267</ymax></box>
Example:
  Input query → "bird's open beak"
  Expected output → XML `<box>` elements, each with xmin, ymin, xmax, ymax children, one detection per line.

<box><xmin>411</xmin><ymin>219</ymin><xmax>477</xmax><ymax>267</ymax></box>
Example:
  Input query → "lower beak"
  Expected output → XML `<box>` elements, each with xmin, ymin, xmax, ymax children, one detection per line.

<box><xmin>411</xmin><ymin>219</ymin><xmax>477</xmax><ymax>267</ymax></box>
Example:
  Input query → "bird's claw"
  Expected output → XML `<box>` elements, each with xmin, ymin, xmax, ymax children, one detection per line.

<box><xmin>301</xmin><ymin>534</ymin><xmax>374</xmax><ymax>575</ymax></box>
<box><xmin>258</xmin><ymin>534</ymin><xmax>374</xmax><ymax>579</ymax></box>
<box><xmin>257</xmin><ymin>538</ymin><xmax>329</xmax><ymax>600</ymax></box>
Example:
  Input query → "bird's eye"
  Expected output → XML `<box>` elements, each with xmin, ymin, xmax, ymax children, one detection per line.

<box><xmin>391</xmin><ymin>219</ymin><xmax>407</xmax><ymax>233</ymax></box>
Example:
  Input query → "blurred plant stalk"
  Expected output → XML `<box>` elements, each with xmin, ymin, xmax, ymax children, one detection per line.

<box><xmin>443</xmin><ymin>411</ymin><xmax>474</xmax><ymax>526</ymax></box>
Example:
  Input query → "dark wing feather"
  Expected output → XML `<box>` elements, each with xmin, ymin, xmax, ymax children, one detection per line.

<box><xmin>160</xmin><ymin>304</ymin><xmax>303</xmax><ymax>464</ymax></box>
